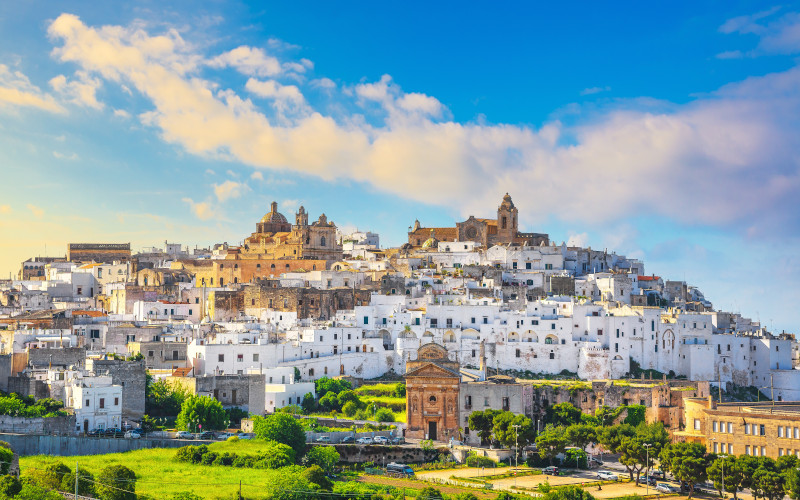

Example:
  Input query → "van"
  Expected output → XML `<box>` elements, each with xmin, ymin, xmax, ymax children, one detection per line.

<box><xmin>386</xmin><ymin>462</ymin><xmax>415</xmax><ymax>478</ymax></box>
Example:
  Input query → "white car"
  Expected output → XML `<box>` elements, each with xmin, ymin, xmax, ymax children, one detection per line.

<box><xmin>175</xmin><ymin>431</ymin><xmax>193</xmax><ymax>439</ymax></box>
<box><xmin>315</xmin><ymin>436</ymin><xmax>332</xmax><ymax>443</ymax></box>
<box><xmin>597</xmin><ymin>471</ymin><xmax>619</xmax><ymax>481</ymax></box>
<box><xmin>356</xmin><ymin>437</ymin><xmax>373</xmax><ymax>444</ymax></box>
<box><xmin>656</xmin><ymin>483</ymin><xmax>678</xmax><ymax>493</ymax></box>
<box><xmin>373</xmin><ymin>436</ymin><xmax>389</xmax><ymax>444</ymax></box>
<box><xmin>124</xmin><ymin>431</ymin><xmax>141</xmax><ymax>439</ymax></box>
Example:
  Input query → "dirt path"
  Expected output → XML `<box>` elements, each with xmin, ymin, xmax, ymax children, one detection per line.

<box><xmin>358</xmin><ymin>474</ymin><xmax>497</xmax><ymax>499</ymax></box>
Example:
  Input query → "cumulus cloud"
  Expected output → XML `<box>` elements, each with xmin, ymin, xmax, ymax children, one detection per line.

<box><xmin>567</xmin><ymin>232</ymin><xmax>589</xmax><ymax>247</ymax></box>
<box><xmin>181</xmin><ymin>197</ymin><xmax>213</xmax><ymax>220</ymax></box>
<box><xmin>250</xmin><ymin>171</ymin><xmax>264</xmax><ymax>180</ymax></box>
<box><xmin>26</xmin><ymin>204</ymin><xmax>44</xmax><ymax>218</ymax></box>
<box><xmin>0</xmin><ymin>64</ymin><xmax>65</xmax><ymax>113</ymax></box>
<box><xmin>46</xmin><ymin>14</ymin><xmax>800</xmax><ymax>238</ymax></box>
<box><xmin>208</xmin><ymin>45</ymin><xmax>305</xmax><ymax>77</ymax></box>
<box><xmin>213</xmin><ymin>180</ymin><xmax>249</xmax><ymax>202</ymax></box>
<box><xmin>49</xmin><ymin>71</ymin><xmax>103</xmax><ymax>109</ymax></box>
<box><xmin>719</xmin><ymin>8</ymin><xmax>800</xmax><ymax>56</ymax></box>
<box><xmin>113</xmin><ymin>108</ymin><xmax>130</xmax><ymax>118</ymax></box>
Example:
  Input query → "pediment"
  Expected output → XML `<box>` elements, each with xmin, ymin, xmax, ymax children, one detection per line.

<box><xmin>406</xmin><ymin>362</ymin><xmax>460</xmax><ymax>379</ymax></box>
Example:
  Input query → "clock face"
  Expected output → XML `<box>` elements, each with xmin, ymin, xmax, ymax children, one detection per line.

<box><xmin>465</xmin><ymin>227</ymin><xmax>478</xmax><ymax>239</ymax></box>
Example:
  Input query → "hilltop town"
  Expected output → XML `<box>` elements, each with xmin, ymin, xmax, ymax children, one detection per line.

<box><xmin>1</xmin><ymin>194</ymin><xmax>799</xmax><ymax>460</ymax></box>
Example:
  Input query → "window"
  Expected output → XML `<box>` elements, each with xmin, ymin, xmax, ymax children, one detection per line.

<box><xmin>545</xmin><ymin>263</ymin><xmax>553</xmax><ymax>270</ymax></box>
<box><xmin>484</xmin><ymin>397</ymin><xmax>489</xmax><ymax>407</ymax></box>
<box><xmin>713</xmin><ymin>421</ymin><xmax>718</xmax><ymax>432</ymax></box>
<box><xmin>99</xmin><ymin>398</ymin><xmax>105</xmax><ymax>409</ymax></box>
<box><xmin>746</xmin><ymin>445</ymin><xmax>751</xmax><ymax>455</ymax></box>
<box><xmin>760</xmin><ymin>424</ymin><xmax>766</xmax><ymax>436</ymax></box>
<box><xmin>363</xmin><ymin>316</ymin><xmax>369</xmax><ymax>325</ymax></box>
<box><xmin>429</xmin><ymin>395</ymin><xmax>437</xmax><ymax>402</ymax></box>
<box><xmin>148</xmin><ymin>351</ymin><xmax>154</xmax><ymax>357</ymax></box>
<box><xmin>237</xmin><ymin>354</ymin><xmax>243</xmax><ymax>362</ymax></box>
<box><xmin>114</xmin><ymin>397</ymin><xmax>119</xmax><ymax>406</ymax></box>
<box><xmin>779</xmin><ymin>427</ymin><xmax>785</xmax><ymax>437</ymax></box>
<box><xmin>502</xmin><ymin>397</ymin><xmax>509</xmax><ymax>410</ymax></box>
<box><xmin>551</xmin><ymin>323</ymin><xmax>555</xmax><ymax>330</ymax></box>
<box><xmin>549</xmin><ymin>351</ymin><xmax>555</xmax><ymax>359</ymax></box>
<box><xmin>446</xmin><ymin>318</ymin><xmax>453</xmax><ymax>327</ymax></box>
<box><xmin>85</xmin><ymin>399</ymin><xmax>90</xmax><ymax>407</ymax></box>
<box><xmin>526</xmin><ymin>262</ymin><xmax>532</xmax><ymax>270</ymax></box>
<box><xmin>483</xmin><ymin>317</ymin><xmax>488</xmax><ymax>324</ymax></box>
<box><xmin>218</xmin><ymin>354</ymin><xmax>224</xmax><ymax>362</ymax></box>
<box><xmin>308</xmin><ymin>368</ymin><xmax>314</xmax><ymax>376</ymax></box>
<box><xmin>465</xmin><ymin>396</ymin><xmax>472</xmax><ymax>408</ymax></box>
<box><xmin>615</xmin><ymin>343</ymin><xmax>618</xmax><ymax>353</ymax></box>
<box><xmin>745</xmin><ymin>425</ymin><xmax>750</xmax><ymax>435</ymax></box>
<box><xmin>515</xmin><ymin>349</ymin><xmax>520</xmax><ymax>358</ymax></box>
<box><xmin>430</xmin><ymin>319</ymin><xmax>438</xmax><ymax>327</ymax></box>
<box><xmin>471</xmin><ymin>349</ymin><xmax>476</xmax><ymax>357</ymax></box>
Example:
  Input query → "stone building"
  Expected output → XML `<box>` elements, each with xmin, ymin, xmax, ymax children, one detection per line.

<box><xmin>87</xmin><ymin>359</ymin><xmax>146</xmax><ymax>422</ymax></box>
<box><xmin>242</xmin><ymin>283</ymin><xmax>373</xmax><ymax>320</ymax></box>
<box><xmin>167</xmin><ymin>374</ymin><xmax>265</xmax><ymax>414</ymax></box>
<box><xmin>127</xmin><ymin>341</ymin><xmax>188</xmax><ymax>370</ymax></box>
<box><xmin>408</xmin><ymin>194</ymin><xmax>549</xmax><ymax>248</ymax></box>
<box><xmin>67</xmin><ymin>243</ymin><xmax>131</xmax><ymax>264</ymax></box>
<box><xmin>677</xmin><ymin>398</ymin><xmax>800</xmax><ymax>459</ymax></box>
<box><xmin>405</xmin><ymin>343</ymin><xmax>461</xmax><ymax>441</ymax></box>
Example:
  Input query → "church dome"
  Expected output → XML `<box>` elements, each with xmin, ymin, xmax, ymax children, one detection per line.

<box><xmin>261</xmin><ymin>201</ymin><xmax>288</xmax><ymax>224</ymax></box>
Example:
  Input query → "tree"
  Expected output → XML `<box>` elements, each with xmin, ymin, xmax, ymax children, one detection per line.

<box><xmin>565</xmin><ymin>424</ymin><xmax>597</xmax><ymax>451</ymax></box>
<box><xmin>542</xmin><ymin>485</ymin><xmax>596</xmax><ymax>500</ymax></box>
<box><xmin>303</xmin><ymin>446</ymin><xmax>340</xmax><ymax>472</ymax></box>
<box><xmin>337</xmin><ymin>390</ymin><xmax>361</xmax><ymax>408</ymax></box>
<box><xmin>536</xmin><ymin>425</ymin><xmax>568</xmax><ymax>465</ymax></box>
<box><xmin>753</xmin><ymin>467</ymin><xmax>785</xmax><ymax>500</ymax></box>
<box><xmin>253</xmin><ymin>413</ymin><xmax>307</xmax><ymax>459</ymax></box>
<box><xmin>0</xmin><ymin>475</ymin><xmax>21</xmax><ymax>497</ymax></box>
<box><xmin>31</xmin><ymin>462</ymin><xmax>70</xmax><ymax>490</ymax></box>
<box><xmin>785</xmin><ymin>466</ymin><xmax>800</xmax><ymax>500</ymax></box>
<box><xmin>61</xmin><ymin>469</ymin><xmax>96</xmax><ymax>497</ymax></box>
<box><xmin>617</xmin><ymin>423</ymin><xmax>669</xmax><ymax>483</ymax></box>
<box><xmin>707</xmin><ymin>455</ymin><xmax>745</xmax><ymax>500</ymax></box>
<box><xmin>253</xmin><ymin>441</ymin><xmax>296</xmax><ymax>468</ymax></box>
<box><xmin>469</xmin><ymin>410</ymin><xmax>500</xmax><ymax>446</ymax></box>
<box><xmin>0</xmin><ymin>446</ymin><xmax>13</xmax><ymax>476</ymax></box>
<box><xmin>176</xmin><ymin>395</ymin><xmax>228</xmax><ymax>431</ymax></box>
<box><xmin>492</xmin><ymin>412</ymin><xmax>535</xmax><ymax>450</ymax></box>
<box><xmin>96</xmin><ymin>465</ymin><xmax>136</xmax><ymax>500</ymax></box>
<box><xmin>303</xmin><ymin>464</ymin><xmax>333</xmax><ymax>491</ymax></box>
<box><xmin>314</xmin><ymin>377</ymin><xmax>351</xmax><ymax>398</ymax></box>
<box><xmin>318</xmin><ymin>392</ymin><xmax>341</xmax><ymax>412</ymax></box>
<box><xmin>660</xmin><ymin>442</ymin><xmax>709</xmax><ymax>498</ymax></box>
<box><xmin>545</xmin><ymin>402</ymin><xmax>582</xmax><ymax>427</ymax></box>
<box><xmin>342</xmin><ymin>401</ymin><xmax>359</xmax><ymax>417</ymax></box>
<box><xmin>374</xmin><ymin>407</ymin><xmax>395</xmax><ymax>422</ymax></box>
<box><xmin>145</xmin><ymin>377</ymin><xmax>189</xmax><ymax>417</ymax></box>
<box><xmin>419</xmin><ymin>486</ymin><xmax>444</xmax><ymax>500</ymax></box>
<box><xmin>394</xmin><ymin>383</ymin><xmax>406</xmax><ymax>397</ymax></box>
<box><xmin>622</xmin><ymin>405</ymin><xmax>646</xmax><ymax>427</ymax></box>
<box><xmin>300</xmin><ymin>392</ymin><xmax>317</xmax><ymax>414</ymax></box>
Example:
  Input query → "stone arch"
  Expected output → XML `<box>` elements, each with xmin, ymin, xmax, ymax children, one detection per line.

<box><xmin>663</xmin><ymin>329</ymin><xmax>675</xmax><ymax>349</ymax></box>
<box><xmin>613</xmin><ymin>355</ymin><xmax>623</xmax><ymax>360</ymax></box>
<box><xmin>399</xmin><ymin>329</ymin><xmax>417</xmax><ymax>339</ymax></box>
<box><xmin>443</xmin><ymin>330</ymin><xmax>456</xmax><ymax>343</ymax></box>
<box><xmin>379</xmin><ymin>329</ymin><xmax>392</xmax><ymax>345</ymax></box>
<box><xmin>508</xmin><ymin>331</ymin><xmax>519</xmax><ymax>342</ymax></box>
<box><xmin>522</xmin><ymin>330</ymin><xmax>536</xmax><ymax>343</ymax></box>
<box><xmin>461</xmin><ymin>328</ymin><xmax>480</xmax><ymax>340</ymax></box>
<box><xmin>422</xmin><ymin>331</ymin><xmax>434</xmax><ymax>338</ymax></box>
<box><xmin>544</xmin><ymin>334</ymin><xmax>558</xmax><ymax>344</ymax></box>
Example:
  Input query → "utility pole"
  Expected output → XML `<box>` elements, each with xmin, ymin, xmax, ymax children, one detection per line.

<box><xmin>75</xmin><ymin>461</ymin><xmax>79</xmax><ymax>498</ymax></box>
<box><xmin>643</xmin><ymin>443</ymin><xmax>652</xmax><ymax>497</ymax></box>
<box><xmin>512</xmin><ymin>423</ymin><xmax>520</xmax><ymax>488</ymax></box>
<box><xmin>239</xmin><ymin>480</ymin><xmax>242</xmax><ymax>500</ymax></box>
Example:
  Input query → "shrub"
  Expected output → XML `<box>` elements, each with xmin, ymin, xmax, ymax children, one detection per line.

<box><xmin>200</xmin><ymin>451</ymin><xmax>218</xmax><ymax>465</ymax></box>
<box><xmin>60</xmin><ymin>469</ymin><xmax>95</xmax><ymax>497</ymax></box>
<box><xmin>227</xmin><ymin>435</ymin><xmax>239</xmax><ymax>442</ymax></box>
<box><xmin>232</xmin><ymin>455</ymin><xmax>256</xmax><ymax>468</ymax></box>
<box><xmin>170</xmin><ymin>493</ymin><xmax>203</xmax><ymax>500</ymax></box>
<box><xmin>252</xmin><ymin>414</ymin><xmax>306</xmax><ymax>459</ymax></box>
<box><xmin>96</xmin><ymin>465</ymin><xmax>136</xmax><ymax>500</ymax></box>
<box><xmin>342</xmin><ymin>400</ymin><xmax>359</xmax><ymax>417</ymax></box>
<box><xmin>176</xmin><ymin>395</ymin><xmax>228</xmax><ymax>431</ymax></box>
<box><xmin>374</xmin><ymin>407</ymin><xmax>395</xmax><ymax>422</ymax></box>
<box><xmin>418</xmin><ymin>486</ymin><xmax>444</xmax><ymax>500</ymax></box>
<box><xmin>0</xmin><ymin>475</ymin><xmax>21</xmax><ymax>497</ymax></box>
<box><xmin>303</xmin><ymin>465</ymin><xmax>333</xmax><ymax>491</ymax></box>
<box><xmin>31</xmin><ymin>462</ymin><xmax>70</xmax><ymax>490</ymax></box>
<box><xmin>303</xmin><ymin>446</ymin><xmax>340</xmax><ymax>472</ymax></box>
<box><xmin>173</xmin><ymin>445</ymin><xmax>208</xmax><ymax>464</ymax></box>
<box><xmin>212</xmin><ymin>452</ymin><xmax>236</xmax><ymax>466</ymax></box>
<box><xmin>466</xmin><ymin>455</ymin><xmax>497</xmax><ymax>468</ymax></box>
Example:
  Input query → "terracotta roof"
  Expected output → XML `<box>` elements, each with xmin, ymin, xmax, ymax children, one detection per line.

<box><xmin>638</xmin><ymin>276</ymin><xmax>662</xmax><ymax>281</ymax></box>
<box><xmin>172</xmin><ymin>367</ymin><xmax>193</xmax><ymax>377</ymax></box>
<box><xmin>72</xmin><ymin>310</ymin><xmax>106</xmax><ymax>318</ymax></box>
<box><xmin>476</xmin><ymin>218</ymin><xmax>498</xmax><ymax>226</ymax></box>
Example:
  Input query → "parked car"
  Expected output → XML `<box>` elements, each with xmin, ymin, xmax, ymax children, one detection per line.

<box><xmin>341</xmin><ymin>436</ymin><xmax>354</xmax><ymax>444</ymax></box>
<box><xmin>650</xmin><ymin>469</ymin><xmax>665</xmax><ymax>479</ymax></box>
<box><xmin>386</xmin><ymin>462</ymin><xmax>415</xmax><ymax>478</ymax></box>
<box><xmin>216</xmin><ymin>432</ymin><xmax>233</xmax><ymax>440</ymax></box>
<box><xmin>656</xmin><ymin>483</ymin><xmax>679</xmax><ymax>493</ymax></box>
<box><xmin>637</xmin><ymin>475</ymin><xmax>657</xmax><ymax>486</ymax></box>
<box><xmin>129</xmin><ymin>428</ymin><xmax>143</xmax><ymax>436</ymax></box>
<box><xmin>197</xmin><ymin>431</ymin><xmax>215</xmax><ymax>440</ymax></box>
<box><xmin>124</xmin><ymin>431</ymin><xmax>141</xmax><ymax>439</ymax></box>
<box><xmin>589</xmin><ymin>457</ymin><xmax>604</xmax><ymax>466</ymax></box>
<box><xmin>175</xmin><ymin>431</ymin><xmax>193</xmax><ymax>439</ymax></box>
<box><xmin>373</xmin><ymin>436</ymin><xmax>389</xmax><ymax>444</ymax></box>
<box><xmin>390</xmin><ymin>436</ymin><xmax>405</xmax><ymax>445</ymax></box>
<box><xmin>238</xmin><ymin>433</ymin><xmax>254</xmax><ymax>440</ymax></box>
<box><xmin>356</xmin><ymin>437</ymin><xmax>373</xmax><ymax>444</ymax></box>
<box><xmin>87</xmin><ymin>429</ymin><xmax>102</xmax><ymax>437</ymax></box>
<box><xmin>597</xmin><ymin>471</ymin><xmax>619</xmax><ymax>481</ymax></box>
<box><xmin>542</xmin><ymin>466</ymin><xmax>560</xmax><ymax>476</ymax></box>
<box><xmin>104</xmin><ymin>428</ymin><xmax>124</xmax><ymax>438</ymax></box>
<box><xmin>315</xmin><ymin>436</ymin><xmax>332</xmax><ymax>443</ymax></box>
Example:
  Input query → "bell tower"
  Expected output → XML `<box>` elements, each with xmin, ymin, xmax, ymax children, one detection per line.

<box><xmin>496</xmin><ymin>193</ymin><xmax>518</xmax><ymax>243</ymax></box>
<box><xmin>295</xmin><ymin>206</ymin><xmax>308</xmax><ymax>228</ymax></box>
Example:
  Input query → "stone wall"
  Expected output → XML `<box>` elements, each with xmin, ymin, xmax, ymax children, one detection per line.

<box><xmin>27</xmin><ymin>347</ymin><xmax>86</xmax><ymax>369</ymax></box>
<box><xmin>7</xmin><ymin>376</ymin><xmax>49</xmax><ymax>400</ymax></box>
<box><xmin>329</xmin><ymin>443</ymin><xmax>441</xmax><ymax>464</ymax></box>
<box><xmin>0</xmin><ymin>415</ymin><xmax>75</xmax><ymax>434</ymax></box>
<box><xmin>243</xmin><ymin>284</ymin><xmax>373</xmax><ymax>320</ymax></box>
<box><xmin>0</xmin><ymin>433</ymin><xmax>189</xmax><ymax>456</ymax></box>
<box><xmin>550</xmin><ymin>276</ymin><xmax>575</xmax><ymax>296</ymax></box>
<box><xmin>0</xmin><ymin>355</ymin><xmax>12</xmax><ymax>393</ymax></box>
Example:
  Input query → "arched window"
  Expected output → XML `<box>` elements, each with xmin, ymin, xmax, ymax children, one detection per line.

<box><xmin>285</xmin><ymin>264</ymin><xmax>290</xmax><ymax>269</ymax></box>
<box><xmin>256</xmin><ymin>264</ymin><xmax>261</xmax><ymax>269</ymax></box>
<box><xmin>321</xmin><ymin>236</ymin><xmax>326</xmax><ymax>247</ymax></box>
<box><xmin>429</xmin><ymin>395</ymin><xmax>437</xmax><ymax>403</ymax></box>
<box><xmin>220</xmin><ymin>264</ymin><xmax>224</xmax><ymax>269</ymax></box>
<box><xmin>234</xmin><ymin>264</ymin><xmax>238</xmax><ymax>269</ymax></box>
<box><xmin>270</xmin><ymin>264</ymin><xmax>276</xmax><ymax>269</ymax></box>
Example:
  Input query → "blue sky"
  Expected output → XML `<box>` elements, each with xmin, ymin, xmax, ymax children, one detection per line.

<box><xmin>1</xmin><ymin>1</ymin><xmax>799</xmax><ymax>332</ymax></box>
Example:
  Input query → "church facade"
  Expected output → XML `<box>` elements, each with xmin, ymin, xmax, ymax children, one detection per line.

<box><xmin>407</xmin><ymin>194</ymin><xmax>549</xmax><ymax>249</ymax></box>
<box><xmin>404</xmin><ymin>343</ymin><xmax>461</xmax><ymax>441</ymax></box>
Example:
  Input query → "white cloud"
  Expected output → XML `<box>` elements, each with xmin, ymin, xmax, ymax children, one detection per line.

<box><xmin>311</xmin><ymin>77</ymin><xmax>336</xmax><ymax>90</ymax></box>
<box><xmin>113</xmin><ymin>108</ymin><xmax>130</xmax><ymax>118</ymax></box>
<box><xmin>0</xmin><ymin>64</ymin><xmax>65</xmax><ymax>114</ymax></box>
<box><xmin>250</xmin><ymin>171</ymin><xmax>264</xmax><ymax>180</ymax></box>
<box><xmin>181</xmin><ymin>197</ymin><xmax>213</xmax><ymax>220</ymax></box>
<box><xmin>580</xmin><ymin>86</ymin><xmax>611</xmax><ymax>96</ymax></box>
<box><xmin>208</xmin><ymin>46</ymin><xmax>284</xmax><ymax>77</ymax></box>
<box><xmin>205</xmin><ymin>169</ymin><xmax>215</xmax><ymax>175</ymax></box>
<box><xmin>53</xmin><ymin>151</ymin><xmax>79</xmax><ymax>160</ymax></box>
<box><xmin>566</xmin><ymin>232</ymin><xmax>589</xmax><ymax>247</ymax></box>
<box><xmin>46</xmin><ymin>14</ymin><xmax>800</xmax><ymax>236</ymax></box>
<box><xmin>281</xmin><ymin>198</ymin><xmax>299</xmax><ymax>211</ymax></box>
<box><xmin>213</xmin><ymin>180</ymin><xmax>249</xmax><ymax>202</ymax></box>
<box><xmin>49</xmin><ymin>71</ymin><xmax>103</xmax><ymax>109</ymax></box>
<box><xmin>719</xmin><ymin>8</ymin><xmax>800</xmax><ymax>56</ymax></box>
<box><xmin>26</xmin><ymin>204</ymin><xmax>44</xmax><ymax>218</ymax></box>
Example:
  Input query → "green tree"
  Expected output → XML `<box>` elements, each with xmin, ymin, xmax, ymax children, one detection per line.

<box><xmin>595</xmin><ymin>406</ymin><xmax>623</xmax><ymax>426</ymax></box>
<box><xmin>61</xmin><ymin>469</ymin><xmax>95</xmax><ymax>497</ymax></box>
<box><xmin>253</xmin><ymin>413</ymin><xmax>307</xmax><ymax>459</ymax></box>
<box><xmin>565</xmin><ymin>424</ymin><xmax>597</xmax><ymax>451</ymax></box>
<box><xmin>0</xmin><ymin>446</ymin><xmax>13</xmax><ymax>476</ymax></box>
<box><xmin>253</xmin><ymin>441</ymin><xmax>296</xmax><ymax>468</ymax></box>
<box><xmin>752</xmin><ymin>467</ymin><xmax>785</xmax><ymax>500</ymax></box>
<box><xmin>314</xmin><ymin>377</ymin><xmax>351</xmax><ymax>398</ymax></box>
<box><xmin>545</xmin><ymin>402</ymin><xmax>582</xmax><ymax>427</ymax></box>
<box><xmin>622</xmin><ymin>405</ymin><xmax>646</xmax><ymax>427</ymax></box>
<box><xmin>659</xmin><ymin>442</ymin><xmax>709</xmax><ymax>498</ymax></box>
<box><xmin>707</xmin><ymin>455</ymin><xmax>745</xmax><ymax>500</ymax></box>
<box><xmin>303</xmin><ymin>446</ymin><xmax>340</xmax><ymax>472</ymax></box>
<box><xmin>536</xmin><ymin>425</ymin><xmax>568</xmax><ymax>465</ymax></box>
<box><xmin>318</xmin><ymin>392</ymin><xmax>341</xmax><ymax>412</ymax></box>
<box><xmin>542</xmin><ymin>485</ymin><xmax>596</xmax><ymax>500</ymax></box>
<box><xmin>303</xmin><ymin>464</ymin><xmax>333</xmax><ymax>491</ymax></box>
<box><xmin>145</xmin><ymin>377</ymin><xmax>189</xmax><ymax>417</ymax></box>
<box><xmin>176</xmin><ymin>395</ymin><xmax>228</xmax><ymax>431</ymax></box>
<box><xmin>596</xmin><ymin>424</ymin><xmax>635</xmax><ymax>457</ymax></box>
<box><xmin>468</xmin><ymin>409</ymin><xmax>500</xmax><ymax>445</ymax></box>
<box><xmin>618</xmin><ymin>423</ymin><xmax>669</xmax><ymax>483</ymax></box>
<box><xmin>342</xmin><ymin>400</ymin><xmax>359</xmax><ymax>417</ymax></box>
<box><xmin>374</xmin><ymin>407</ymin><xmax>395</xmax><ymax>422</ymax></box>
<box><xmin>337</xmin><ymin>390</ymin><xmax>361</xmax><ymax>408</ymax></box>
<box><xmin>786</xmin><ymin>466</ymin><xmax>800</xmax><ymax>500</ymax></box>
<box><xmin>492</xmin><ymin>412</ymin><xmax>535</xmax><ymax>450</ymax></box>
<box><xmin>394</xmin><ymin>383</ymin><xmax>406</xmax><ymax>397</ymax></box>
<box><xmin>301</xmin><ymin>392</ymin><xmax>317</xmax><ymax>414</ymax></box>
<box><xmin>30</xmin><ymin>462</ymin><xmax>70</xmax><ymax>490</ymax></box>
<box><xmin>96</xmin><ymin>465</ymin><xmax>136</xmax><ymax>500</ymax></box>
<box><xmin>418</xmin><ymin>486</ymin><xmax>444</xmax><ymax>500</ymax></box>
<box><xmin>0</xmin><ymin>475</ymin><xmax>21</xmax><ymax>497</ymax></box>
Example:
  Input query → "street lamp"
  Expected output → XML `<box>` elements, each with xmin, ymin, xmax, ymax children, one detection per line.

<box><xmin>512</xmin><ymin>424</ymin><xmax>521</xmax><ymax>488</ymax></box>
<box><xmin>643</xmin><ymin>443</ymin><xmax>653</xmax><ymax>497</ymax></box>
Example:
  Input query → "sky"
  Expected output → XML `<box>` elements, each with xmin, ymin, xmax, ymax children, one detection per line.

<box><xmin>0</xmin><ymin>1</ymin><xmax>799</xmax><ymax>332</ymax></box>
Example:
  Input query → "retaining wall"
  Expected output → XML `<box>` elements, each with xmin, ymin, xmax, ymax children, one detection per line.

<box><xmin>0</xmin><ymin>433</ymin><xmax>205</xmax><ymax>457</ymax></box>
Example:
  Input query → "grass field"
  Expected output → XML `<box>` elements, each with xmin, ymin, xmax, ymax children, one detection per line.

<box><xmin>355</xmin><ymin>383</ymin><xmax>402</xmax><ymax>396</ymax></box>
<box><xmin>20</xmin><ymin>440</ymin><xmax>296</xmax><ymax>500</ymax></box>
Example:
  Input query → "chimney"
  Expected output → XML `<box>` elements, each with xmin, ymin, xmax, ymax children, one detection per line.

<box><xmin>479</xmin><ymin>340</ymin><xmax>486</xmax><ymax>381</ymax></box>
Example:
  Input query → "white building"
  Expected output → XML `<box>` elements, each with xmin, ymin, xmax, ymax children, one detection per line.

<box><xmin>65</xmin><ymin>374</ymin><xmax>123</xmax><ymax>432</ymax></box>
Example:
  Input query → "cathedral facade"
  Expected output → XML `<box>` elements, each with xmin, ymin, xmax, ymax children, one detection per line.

<box><xmin>407</xmin><ymin>194</ymin><xmax>549</xmax><ymax>249</ymax></box>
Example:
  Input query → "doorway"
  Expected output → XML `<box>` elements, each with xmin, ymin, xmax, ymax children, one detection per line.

<box><xmin>83</xmin><ymin>420</ymin><xmax>89</xmax><ymax>433</ymax></box>
<box><xmin>428</xmin><ymin>421</ymin><xmax>437</xmax><ymax>441</ymax></box>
